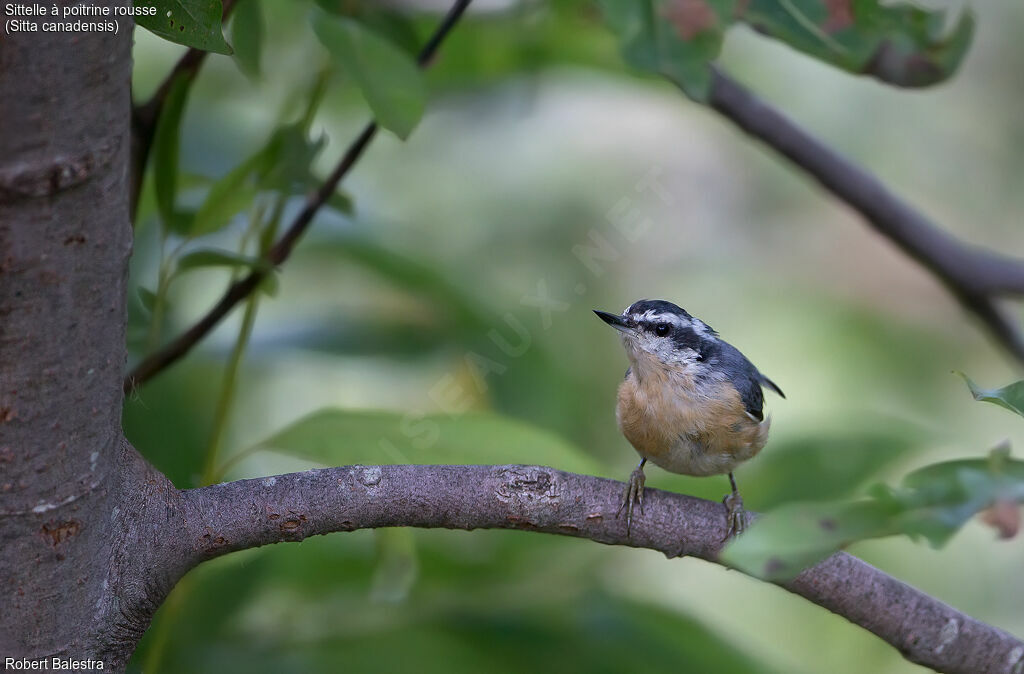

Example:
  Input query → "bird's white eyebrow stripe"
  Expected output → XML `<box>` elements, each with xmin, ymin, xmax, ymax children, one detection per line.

<box><xmin>622</xmin><ymin>303</ymin><xmax>715</xmax><ymax>337</ymax></box>
<box><xmin>637</xmin><ymin>311</ymin><xmax>690</xmax><ymax>327</ymax></box>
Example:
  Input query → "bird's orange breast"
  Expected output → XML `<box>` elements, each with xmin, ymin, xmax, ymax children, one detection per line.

<box><xmin>615</xmin><ymin>363</ymin><xmax>769</xmax><ymax>477</ymax></box>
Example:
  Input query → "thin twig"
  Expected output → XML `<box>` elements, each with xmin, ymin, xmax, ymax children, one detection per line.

<box><xmin>707</xmin><ymin>68</ymin><xmax>1024</xmax><ymax>366</ymax></box>
<box><xmin>124</xmin><ymin>0</ymin><xmax>474</xmax><ymax>394</ymax></box>
<box><xmin>178</xmin><ymin>463</ymin><xmax>1024</xmax><ymax>674</ymax></box>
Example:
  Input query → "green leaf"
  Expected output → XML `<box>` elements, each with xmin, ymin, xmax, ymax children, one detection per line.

<box><xmin>598</xmin><ymin>0</ymin><xmax>737</xmax><ymax>101</ymax></box>
<box><xmin>957</xmin><ymin>372</ymin><xmax>1024</xmax><ymax>419</ymax></box>
<box><xmin>720</xmin><ymin>499</ymin><xmax>899</xmax><ymax>581</ymax></box>
<box><xmin>258</xmin><ymin>270</ymin><xmax>279</xmax><ymax>297</ymax></box>
<box><xmin>231</xmin><ymin>0</ymin><xmax>263</xmax><ymax>80</ymax></box>
<box><xmin>892</xmin><ymin>443</ymin><xmax>1024</xmax><ymax>545</ymax></box>
<box><xmin>328</xmin><ymin>190</ymin><xmax>354</xmax><ymax>215</ymax></box>
<box><xmin>258</xmin><ymin>123</ymin><xmax>328</xmax><ymax>194</ymax></box>
<box><xmin>722</xmin><ymin>445</ymin><xmax>1024</xmax><ymax>581</ymax></box>
<box><xmin>152</xmin><ymin>74</ymin><xmax>191</xmax><ymax>235</ymax></box>
<box><xmin>187</xmin><ymin>153</ymin><xmax>263</xmax><ymax>238</ymax></box>
<box><xmin>599</xmin><ymin>0</ymin><xmax>973</xmax><ymax>98</ymax></box>
<box><xmin>135</xmin><ymin>0</ymin><xmax>233</xmax><ymax>55</ymax></box>
<box><xmin>175</xmin><ymin>248</ymin><xmax>270</xmax><ymax>273</ymax></box>
<box><xmin>185</xmin><ymin>116</ymin><xmax>328</xmax><ymax>238</ymax></box>
<box><xmin>739</xmin><ymin>0</ymin><xmax>973</xmax><ymax>87</ymax></box>
<box><xmin>246</xmin><ymin>409</ymin><xmax>601</xmax><ymax>474</ymax></box>
<box><xmin>312</xmin><ymin>1</ymin><xmax>421</xmax><ymax>57</ymax></box>
<box><xmin>312</xmin><ymin>14</ymin><xmax>426</xmax><ymax>138</ymax></box>
<box><xmin>137</xmin><ymin>287</ymin><xmax>159</xmax><ymax>314</ymax></box>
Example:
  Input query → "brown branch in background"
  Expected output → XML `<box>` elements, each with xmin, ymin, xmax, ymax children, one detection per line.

<box><xmin>177</xmin><ymin>464</ymin><xmax>1024</xmax><ymax>674</ymax></box>
<box><xmin>707</xmin><ymin>68</ymin><xmax>1024</xmax><ymax>366</ymax></box>
<box><xmin>123</xmin><ymin>0</ymin><xmax>474</xmax><ymax>394</ymax></box>
<box><xmin>130</xmin><ymin>0</ymin><xmax>239</xmax><ymax>217</ymax></box>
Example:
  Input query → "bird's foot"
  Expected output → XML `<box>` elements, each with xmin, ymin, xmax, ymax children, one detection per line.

<box><xmin>723</xmin><ymin>491</ymin><xmax>747</xmax><ymax>541</ymax></box>
<box><xmin>617</xmin><ymin>464</ymin><xmax>646</xmax><ymax>537</ymax></box>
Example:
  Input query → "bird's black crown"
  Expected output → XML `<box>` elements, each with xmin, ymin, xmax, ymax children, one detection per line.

<box><xmin>625</xmin><ymin>299</ymin><xmax>692</xmax><ymax>320</ymax></box>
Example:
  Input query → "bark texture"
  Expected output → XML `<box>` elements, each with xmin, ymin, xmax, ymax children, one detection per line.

<box><xmin>0</xmin><ymin>0</ymin><xmax>146</xmax><ymax>663</ymax></box>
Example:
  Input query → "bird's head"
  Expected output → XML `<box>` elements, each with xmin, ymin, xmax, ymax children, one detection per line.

<box><xmin>593</xmin><ymin>299</ymin><xmax>717</xmax><ymax>370</ymax></box>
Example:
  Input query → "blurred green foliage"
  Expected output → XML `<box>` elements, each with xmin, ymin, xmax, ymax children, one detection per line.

<box><xmin>725</xmin><ymin>377</ymin><xmax>1024</xmax><ymax>580</ymax></box>
<box><xmin>247</xmin><ymin>408</ymin><xmax>601</xmax><ymax>473</ymax></box>
<box><xmin>125</xmin><ymin>359</ymin><xmax>218</xmax><ymax>487</ymax></box>
<box><xmin>131</xmin><ymin>532</ymin><xmax>772</xmax><ymax>674</ymax></box>
<box><xmin>125</xmin><ymin>0</ymin><xmax>1024</xmax><ymax>672</ymax></box>
<box><xmin>725</xmin><ymin>442</ymin><xmax>1024</xmax><ymax>580</ymax></box>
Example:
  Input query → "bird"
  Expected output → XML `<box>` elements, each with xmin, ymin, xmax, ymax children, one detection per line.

<box><xmin>594</xmin><ymin>299</ymin><xmax>784</xmax><ymax>539</ymax></box>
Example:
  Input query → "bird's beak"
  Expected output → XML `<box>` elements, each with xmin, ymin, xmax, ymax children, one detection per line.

<box><xmin>593</xmin><ymin>310</ymin><xmax>635</xmax><ymax>334</ymax></box>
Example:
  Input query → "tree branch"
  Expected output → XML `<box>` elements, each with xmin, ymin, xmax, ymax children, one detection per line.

<box><xmin>177</xmin><ymin>463</ymin><xmax>1024</xmax><ymax>674</ymax></box>
<box><xmin>707</xmin><ymin>69</ymin><xmax>1024</xmax><ymax>366</ymax></box>
<box><xmin>123</xmin><ymin>0</ymin><xmax>473</xmax><ymax>395</ymax></box>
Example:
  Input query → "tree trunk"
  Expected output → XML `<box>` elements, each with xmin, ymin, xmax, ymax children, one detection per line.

<box><xmin>0</xmin><ymin>3</ymin><xmax>163</xmax><ymax>668</ymax></box>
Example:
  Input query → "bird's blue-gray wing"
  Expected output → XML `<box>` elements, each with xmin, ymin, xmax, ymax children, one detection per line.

<box><xmin>716</xmin><ymin>342</ymin><xmax>772</xmax><ymax>421</ymax></box>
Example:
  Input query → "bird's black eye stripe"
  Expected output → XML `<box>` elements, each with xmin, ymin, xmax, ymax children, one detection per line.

<box><xmin>654</xmin><ymin>322</ymin><xmax>671</xmax><ymax>337</ymax></box>
<box><xmin>670</xmin><ymin>326</ymin><xmax>703</xmax><ymax>354</ymax></box>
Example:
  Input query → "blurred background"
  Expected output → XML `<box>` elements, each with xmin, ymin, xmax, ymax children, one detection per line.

<box><xmin>125</xmin><ymin>1</ymin><xmax>1024</xmax><ymax>671</ymax></box>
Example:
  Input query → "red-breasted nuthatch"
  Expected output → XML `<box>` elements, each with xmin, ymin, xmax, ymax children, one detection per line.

<box><xmin>594</xmin><ymin>299</ymin><xmax>784</xmax><ymax>538</ymax></box>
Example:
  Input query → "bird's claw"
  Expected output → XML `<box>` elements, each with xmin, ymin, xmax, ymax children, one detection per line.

<box><xmin>723</xmin><ymin>491</ymin><xmax>747</xmax><ymax>541</ymax></box>
<box><xmin>617</xmin><ymin>465</ymin><xmax>646</xmax><ymax>537</ymax></box>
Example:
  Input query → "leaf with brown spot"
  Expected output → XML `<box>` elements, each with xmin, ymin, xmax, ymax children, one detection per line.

<box><xmin>662</xmin><ymin>0</ymin><xmax>718</xmax><ymax>40</ymax></box>
<box><xmin>601</xmin><ymin>0</ymin><xmax>969</xmax><ymax>98</ymax></box>
<box><xmin>135</xmin><ymin>0</ymin><xmax>232</xmax><ymax>54</ymax></box>
<box><xmin>980</xmin><ymin>501</ymin><xmax>1020</xmax><ymax>540</ymax></box>
<box><xmin>739</xmin><ymin>0</ymin><xmax>973</xmax><ymax>88</ymax></box>
<box><xmin>820</xmin><ymin>0</ymin><xmax>853</xmax><ymax>33</ymax></box>
<box><xmin>724</xmin><ymin>445</ymin><xmax>1024</xmax><ymax>581</ymax></box>
<box><xmin>598</xmin><ymin>0</ymin><xmax>738</xmax><ymax>101</ymax></box>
